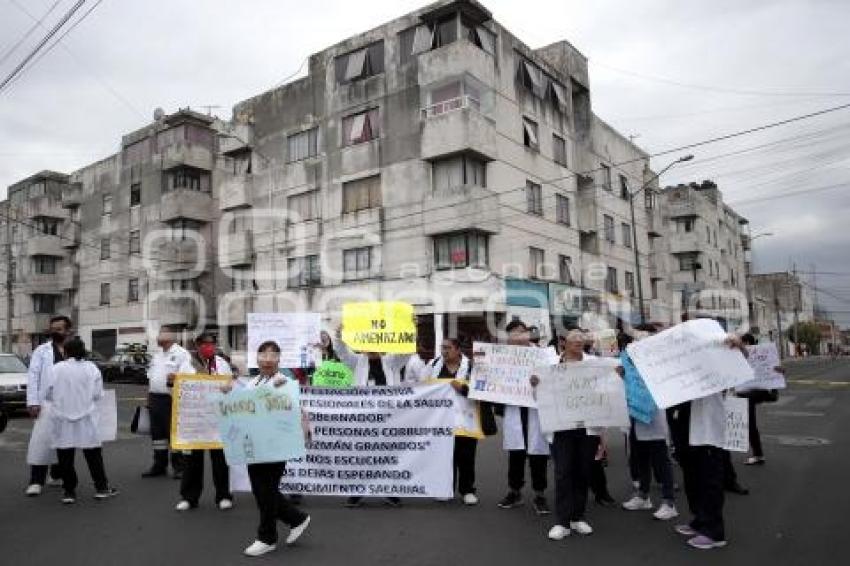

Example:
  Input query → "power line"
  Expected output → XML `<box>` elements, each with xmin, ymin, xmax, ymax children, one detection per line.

<box><xmin>0</xmin><ymin>0</ymin><xmax>62</xmax><ymax>67</ymax></box>
<box><xmin>0</xmin><ymin>0</ymin><xmax>86</xmax><ymax>95</ymax></box>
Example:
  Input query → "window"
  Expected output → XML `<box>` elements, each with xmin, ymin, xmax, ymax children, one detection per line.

<box><xmin>100</xmin><ymin>239</ymin><xmax>110</xmax><ymax>260</ymax></box>
<box><xmin>169</xmin><ymin>279</ymin><xmax>197</xmax><ymax>292</ymax></box>
<box><xmin>644</xmin><ymin>190</ymin><xmax>656</xmax><ymax>209</ymax></box>
<box><xmin>517</xmin><ymin>58</ymin><xmax>545</xmax><ymax>98</ymax></box>
<box><xmin>601</xmin><ymin>164</ymin><xmax>612</xmax><ymax>191</ymax></box>
<box><xmin>342</xmin><ymin>176</ymin><xmax>381</xmax><ymax>214</ymax></box>
<box><xmin>619</xmin><ymin>175</ymin><xmax>630</xmax><ymax>200</ymax></box>
<box><xmin>10</xmin><ymin>261</ymin><xmax>15</xmax><ymax>283</ymax></box>
<box><xmin>33</xmin><ymin>294</ymin><xmax>56</xmax><ymax>314</ymax></box>
<box><xmin>522</xmin><ymin>117</ymin><xmax>539</xmax><ymax>150</ymax></box>
<box><xmin>228</xmin><ymin>209</ymin><xmax>252</xmax><ymax>234</ymax></box>
<box><xmin>555</xmin><ymin>194</ymin><xmax>571</xmax><ymax>225</ymax></box>
<box><xmin>343</xmin><ymin>247</ymin><xmax>372</xmax><ymax>280</ymax></box>
<box><xmin>288</xmin><ymin>190</ymin><xmax>320</xmax><ymax>222</ymax></box>
<box><xmin>287</xmin><ymin>255</ymin><xmax>321</xmax><ymax>288</ymax></box>
<box><xmin>603</xmin><ymin>215</ymin><xmax>615</xmax><ymax>243</ymax></box>
<box><xmin>171</xmin><ymin>168</ymin><xmax>205</xmax><ymax>191</ymax></box>
<box><xmin>606</xmin><ymin>267</ymin><xmax>618</xmax><ymax>293</ymax></box>
<box><xmin>571</xmin><ymin>79</ymin><xmax>591</xmax><ymax>133</ymax></box>
<box><xmin>335</xmin><ymin>41</ymin><xmax>384</xmax><ymax>83</ymax></box>
<box><xmin>678</xmin><ymin>253</ymin><xmax>699</xmax><ymax>271</ymax></box>
<box><xmin>529</xmin><ymin>247</ymin><xmax>545</xmax><ymax>279</ymax></box>
<box><xmin>622</xmin><ymin>223</ymin><xmax>632</xmax><ymax>248</ymax></box>
<box><xmin>558</xmin><ymin>255</ymin><xmax>573</xmax><ymax>284</ymax></box>
<box><xmin>651</xmin><ymin>278</ymin><xmax>660</xmax><ymax>300</ymax></box>
<box><xmin>130</xmin><ymin>183</ymin><xmax>141</xmax><ymax>207</ymax></box>
<box><xmin>549</xmin><ymin>80</ymin><xmax>568</xmax><ymax>114</ymax></box>
<box><xmin>526</xmin><ymin>181</ymin><xmax>543</xmax><ymax>215</ymax></box>
<box><xmin>231</xmin><ymin>266</ymin><xmax>254</xmax><ymax>292</ymax></box>
<box><xmin>128</xmin><ymin>230</ymin><xmax>141</xmax><ymax>255</ymax></box>
<box><xmin>462</xmin><ymin>17</ymin><xmax>495</xmax><ymax>55</ymax></box>
<box><xmin>677</xmin><ymin>218</ymin><xmax>694</xmax><ymax>233</ymax></box>
<box><xmin>102</xmin><ymin>194</ymin><xmax>112</xmax><ymax>216</ymax></box>
<box><xmin>708</xmin><ymin>260</ymin><xmax>714</xmax><ymax>277</ymax></box>
<box><xmin>169</xmin><ymin>219</ymin><xmax>201</xmax><ymax>241</ymax></box>
<box><xmin>100</xmin><ymin>283</ymin><xmax>110</xmax><ymax>306</ymax></box>
<box><xmin>706</xmin><ymin>226</ymin><xmax>711</xmax><ymax>243</ymax></box>
<box><xmin>625</xmin><ymin>271</ymin><xmax>635</xmax><ymax>297</ymax></box>
<box><xmin>287</xmin><ymin>128</ymin><xmax>318</xmax><ymax>162</ymax></box>
<box><xmin>553</xmin><ymin>134</ymin><xmax>567</xmax><ymax>167</ymax></box>
<box><xmin>34</xmin><ymin>218</ymin><xmax>59</xmax><ymax>235</ymax></box>
<box><xmin>128</xmin><ymin>278</ymin><xmax>139</xmax><ymax>302</ymax></box>
<box><xmin>342</xmin><ymin>108</ymin><xmax>379</xmax><ymax>146</ymax></box>
<box><xmin>432</xmin><ymin>155</ymin><xmax>486</xmax><ymax>192</ymax></box>
<box><xmin>434</xmin><ymin>232</ymin><xmax>488</xmax><ymax>269</ymax></box>
<box><xmin>33</xmin><ymin>256</ymin><xmax>57</xmax><ymax>275</ymax></box>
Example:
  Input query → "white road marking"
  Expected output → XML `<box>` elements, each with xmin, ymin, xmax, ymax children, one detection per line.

<box><xmin>805</xmin><ymin>397</ymin><xmax>835</xmax><ymax>408</ymax></box>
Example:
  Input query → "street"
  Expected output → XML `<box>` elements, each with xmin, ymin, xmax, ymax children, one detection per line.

<box><xmin>1</xmin><ymin>358</ymin><xmax>847</xmax><ymax>566</ymax></box>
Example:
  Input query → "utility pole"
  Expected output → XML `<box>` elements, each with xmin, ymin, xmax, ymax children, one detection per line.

<box><xmin>792</xmin><ymin>265</ymin><xmax>800</xmax><ymax>357</ymax></box>
<box><xmin>773</xmin><ymin>280</ymin><xmax>784</xmax><ymax>360</ymax></box>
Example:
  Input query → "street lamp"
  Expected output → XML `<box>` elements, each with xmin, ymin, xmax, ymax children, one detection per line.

<box><xmin>630</xmin><ymin>154</ymin><xmax>694</xmax><ymax>324</ymax></box>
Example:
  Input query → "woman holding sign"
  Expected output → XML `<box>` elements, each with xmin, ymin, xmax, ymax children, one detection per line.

<box><xmin>222</xmin><ymin>341</ymin><xmax>312</xmax><ymax>558</ymax></box>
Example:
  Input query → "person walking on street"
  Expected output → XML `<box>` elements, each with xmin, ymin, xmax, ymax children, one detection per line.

<box><xmin>143</xmin><ymin>326</ymin><xmax>193</xmax><ymax>479</ymax></box>
<box><xmin>45</xmin><ymin>337</ymin><xmax>118</xmax><ymax>504</ymax></box>
<box><xmin>25</xmin><ymin>315</ymin><xmax>72</xmax><ymax>496</ymax></box>
<box><xmin>175</xmin><ymin>332</ymin><xmax>234</xmax><ymax>511</ymax></box>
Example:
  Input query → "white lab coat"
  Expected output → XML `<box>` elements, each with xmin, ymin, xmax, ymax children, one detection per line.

<box><xmin>45</xmin><ymin>359</ymin><xmax>103</xmax><ymax>449</ymax></box>
<box><xmin>403</xmin><ymin>354</ymin><xmax>431</xmax><ymax>384</ymax></box>
<box><xmin>335</xmin><ymin>340</ymin><xmax>410</xmax><ymax>386</ymax></box>
<box><xmin>688</xmin><ymin>393</ymin><xmax>726</xmax><ymax>448</ymax></box>
<box><xmin>27</xmin><ymin>341</ymin><xmax>59</xmax><ymax>407</ymax></box>
<box><xmin>635</xmin><ymin>408</ymin><xmax>669</xmax><ymax>441</ymax></box>
<box><xmin>148</xmin><ymin>343</ymin><xmax>193</xmax><ymax>394</ymax></box>
<box><xmin>26</xmin><ymin>341</ymin><xmax>61</xmax><ymax>465</ymax></box>
<box><xmin>193</xmin><ymin>355</ymin><xmax>233</xmax><ymax>377</ymax></box>
<box><xmin>503</xmin><ymin>405</ymin><xmax>549</xmax><ymax>455</ymax></box>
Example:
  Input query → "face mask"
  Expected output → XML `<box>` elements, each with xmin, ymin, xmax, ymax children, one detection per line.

<box><xmin>198</xmin><ymin>344</ymin><xmax>216</xmax><ymax>360</ymax></box>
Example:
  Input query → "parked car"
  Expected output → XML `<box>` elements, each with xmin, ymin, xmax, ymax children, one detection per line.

<box><xmin>97</xmin><ymin>351</ymin><xmax>151</xmax><ymax>384</ymax></box>
<box><xmin>0</xmin><ymin>353</ymin><xmax>29</xmax><ymax>412</ymax></box>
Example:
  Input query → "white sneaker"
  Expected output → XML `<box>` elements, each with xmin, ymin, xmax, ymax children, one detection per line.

<box><xmin>25</xmin><ymin>484</ymin><xmax>42</xmax><ymax>497</ymax></box>
<box><xmin>243</xmin><ymin>540</ymin><xmax>276</xmax><ymax>557</ymax></box>
<box><xmin>218</xmin><ymin>498</ymin><xmax>233</xmax><ymax>510</ymax></box>
<box><xmin>285</xmin><ymin>515</ymin><xmax>311</xmax><ymax>545</ymax></box>
<box><xmin>47</xmin><ymin>478</ymin><xmax>63</xmax><ymax>488</ymax></box>
<box><xmin>175</xmin><ymin>500</ymin><xmax>191</xmax><ymax>511</ymax></box>
<box><xmin>622</xmin><ymin>495</ymin><xmax>653</xmax><ymax>511</ymax></box>
<box><xmin>462</xmin><ymin>493</ymin><xmax>479</xmax><ymax>506</ymax></box>
<box><xmin>653</xmin><ymin>503</ymin><xmax>679</xmax><ymax>521</ymax></box>
<box><xmin>548</xmin><ymin>525</ymin><xmax>570</xmax><ymax>540</ymax></box>
<box><xmin>569</xmin><ymin>521</ymin><xmax>594</xmax><ymax>535</ymax></box>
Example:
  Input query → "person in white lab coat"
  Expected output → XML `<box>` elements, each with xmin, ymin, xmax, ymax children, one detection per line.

<box><xmin>45</xmin><ymin>337</ymin><xmax>118</xmax><ymax>504</ymax></box>
<box><xmin>25</xmin><ymin>315</ymin><xmax>72</xmax><ymax>496</ymax></box>
<box><xmin>222</xmin><ymin>340</ymin><xmax>311</xmax><ymax>558</ymax></box>
<box><xmin>142</xmin><ymin>326</ymin><xmax>193</xmax><ymax>478</ymax></box>
<box><xmin>402</xmin><ymin>340</ymin><xmax>432</xmax><ymax>384</ymax></box>
<box><xmin>175</xmin><ymin>332</ymin><xmax>234</xmax><ymax>511</ymax></box>
<box><xmin>497</xmin><ymin>319</ymin><xmax>551</xmax><ymax>515</ymax></box>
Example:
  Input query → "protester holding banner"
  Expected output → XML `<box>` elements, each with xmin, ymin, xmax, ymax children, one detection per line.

<box><xmin>403</xmin><ymin>341</ymin><xmax>432</xmax><ymax>384</ymax></box>
<box><xmin>619</xmin><ymin>328</ymin><xmax>678</xmax><ymax>521</ymax></box>
<box><xmin>427</xmin><ymin>337</ymin><xmax>483</xmax><ymax>505</ymax></box>
<box><xmin>44</xmin><ymin>337</ymin><xmax>118</xmax><ymax>504</ymax></box>
<box><xmin>175</xmin><ymin>332</ymin><xmax>234</xmax><ymax>512</ymax></box>
<box><xmin>737</xmin><ymin>334</ymin><xmax>784</xmax><ymax>466</ymax></box>
<box><xmin>223</xmin><ymin>340</ymin><xmax>311</xmax><ymax>558</ymax></box>
<box><xmin>497</xmin><ymin>319</ymin><xmax>550</xmax><ymax>515</ymax></box>
<box><xmin>143</xmin><ymin>326</ymin><xmax>193</xmax><ymax>479</ymax></box>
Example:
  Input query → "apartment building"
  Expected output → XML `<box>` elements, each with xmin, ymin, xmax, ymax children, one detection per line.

<box><xmin>654</xmin><ymin>180</ymin><xmax>749</xmax><ymax>329</ymax></box>
<box><xmin>1</xmin><ymin>0</ymin><xmax>670</xmax><ymax>357</ymax></box>
<box><xmin>749</xmin><ymin>271</ymin><xmax>815</xmax><ymax>346</ymax></box>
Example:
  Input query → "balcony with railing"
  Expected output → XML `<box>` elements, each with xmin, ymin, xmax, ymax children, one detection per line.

<box><xmin>218</xmin><ymin>173</ymin><xmax>254</xmax><ymax>211</ymax></box>
<box><xmin>27</xmin><ymin>235</ymin><xmax>64</xmax><ymax>257</ymax></box>
<box><xmin>160</xmin><ymin>142</ymin><xmax>214</xmax><ymax>171</ymax></box>
<box><xmin>28</xmin><ymin>196</ymin><xmax>66</xmax><ymax>219</ymax></box>
<box><xmin>154</xmin><ymin>240</ymin><xmax>202</xmax><ymax>273</ymax></box>
<box><xmin>420</xmin><ymin>95</ymin><xmax>496</xmax><ymax>161</ymax></box>
<box><xmin>422</xmin><ymin>185</ymin><xmax>500</xmax><ymax>236</ymax></box>
<box><xmin>219</xmin><ymin>231</ymin><xmax>254</xmax><ymax>268</ymax></box>
<box><xmin>160</xmin><ymin>189</ymin><xmax>214</xmax><ymax>223</ymax></box>
<box><xmin>669</xmin><ymin>232</ymin><xmax>701</xmax><ymax>254</ymax></box>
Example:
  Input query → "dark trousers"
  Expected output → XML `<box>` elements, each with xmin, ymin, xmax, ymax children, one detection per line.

<box><xmin>56</xmin><ymin>447</ymin><xmax>108</xmax><ymax>493</ymax></box>
<box><xmin>507</xmin><ymin>407</ymin><xmax>548</xmax><ymax>492</ymax></box>
<box><xmin>247</xmin><ymin>462</ymin><xmax>307</xmax><ymax>545</ymax></box>
<box><xmin>722</xmin><ymin>450</ymin><xmax>738</xmax><ymax>488</ymax></box>
<box><xmin>148</xmin><ymin>393</ymin><xmax>182</xmax><ymax>471</ymax></box>
<box><xmin>30</xmin><ymin>463</ymin><xmax>62</xmax><ymax>485</ymax></box>
<box><xmin>668</xmin><ymin>403</ymin><xmax>725</xmax><ymax>541</ymax></box>
<box><xmin>453</xmin><ymin>436</ymin><xmax>477</xmax><ymax>495</ymax></box>
<box><xmin>748</xmin><ymin>398</ymin><xmax>764</xmax><ymax>458</ymax></box>
<box><xmin>589</xmin><ymin>459</ymin><xmax>612</xmax><ymax>500</ymax></box>
<box><xmin>550</xmin><ymin>429</ymin><xmax>597</xmax><ymax>524</ymax></box>
<box><xmin>635</xmin><ymin>438</ymin><xmax>675</xmax><ymax>502</ymax></box>
<box><xmin>180</xmin><ymin>449</ymin><xmax>231</xmax><ymax>505</ymax></box>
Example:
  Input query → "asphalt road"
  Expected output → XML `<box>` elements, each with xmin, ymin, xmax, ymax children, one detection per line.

<box><xmin>1</xmin><ymin>359</ymin><xmax>847</xmax><ymax>566</ymax></box>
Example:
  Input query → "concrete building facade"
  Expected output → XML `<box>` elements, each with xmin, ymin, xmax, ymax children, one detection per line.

<box><xmin>1</xmin><ymin>0</ymin><xmax>671</xmax><ymax>359</ymax></box>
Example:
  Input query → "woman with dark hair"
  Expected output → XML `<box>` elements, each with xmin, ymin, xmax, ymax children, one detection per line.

<box><xmin>222</xmin><ymin>340</ymin><xmax>312</xmax><ymax>558</ymax></box>
<box><xmin>45</xmin><ymin>337</ymin><xmax>118</xmax><ymax>504</ymax></box>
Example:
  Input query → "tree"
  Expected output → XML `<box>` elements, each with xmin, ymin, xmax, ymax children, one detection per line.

<box><xmin>786</xmin><ymin>322</ymin><xmax>821</xmax><ymax>355</ymax></box>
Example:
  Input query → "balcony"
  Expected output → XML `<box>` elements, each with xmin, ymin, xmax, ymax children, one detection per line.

<box><xmin>58</xmin><ymin>266</ymin><xmax>76</xmax><ymax>290</ymax></box>
<box><xmin>648</xmin><ymin>253</ymin><xmax>664</xmax><ymax>277</ymax></box>
<box><xmin>219</xmin><ymin>231</ymin><xmax>254</xmax><ymax>268</ymax></box>
<box><xmin>217</xmin><ymin>292</ymin><xmax>253</xmax><ymax>326</ymax></box>
<box><xmin>28</xmin><ymin>196</ymin><xmax>65</xmax><ymax>219</ymax></box>
<box><xmin>417</xmin><ymin>39</ymin><xmax>495</xmax><ymax>88</ymax></box>
<box><xmin>160</xmin><ymin>142</ymin><xmax>214</xmax><ymax>171</ymax></box>
<box><xmin>24</xmin><ymin>273</ymin><xmax>63</xmax><ymax>294</ymax></box>
<box><xmin>219</xmin><ymin>174</ymin><xmax>254</xmax><ymax>210</ymax></box>
<box><xmin>19</xmin><ymin>313</ymin><xmax>53</xmax><ymax>334</ymax></box>
<box><xmin>61</xmin><ymin>183</ymin><xmax>83</xmax><ymax>208</ymax></box>
<box><xmin>420</xmin><ymin>99</ymin><xmax>497</xmax><ymax>161</ymax></box>
<box><xmin>27</xmin><ymin>235</ymin><xmax>64</xmax><ymax>257</ymax></box>
<box><xmin>669</xmin><ymin>232</ymin><xmax>701</xmax><ymax>254</ymax></box>
<box><xmin>422</xmin><ymin>185</ymin><xmax>500</xmax><ymax>235</ymax></box>
<box><xmin>741</xmin><ymin>234</ymin><xmax>751</xmax><ymax>251</ymax></box>
<box><xmin>667</xmin><ymin>198</ymin><xmax>698</xmax><ymax>219</ymax></box>
<box><xmin>150</xmin><ymin>296</ymin><xmax>200</xmax><ymax>327</ymax></box>
<box><xmin>154</xmin><ymin>240</ymin><xmax>201</xmax><ymax>273</ymax></box>
<box><xmin>160</xmin><ymin>189</ymin><xmax>213</xmax><ymax>223</ymax></box>
<box><xmin>577</xmin><ymin>192</ymin><xmax>599</xmax><ymax>234</ymax></box>
<box><xmin>61</xmin><ymin>222</ymin><xmax>80</xmax><ymax>248</ymax></box>
<box><xmin>218</xmin><ymin>124</ymin><xmax>253</xmax><ymax>155</ymax></box>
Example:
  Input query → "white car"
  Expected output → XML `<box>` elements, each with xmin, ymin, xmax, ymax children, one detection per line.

<box><xmin>0</xmin><ymin>353</ymin><xmax>29</xmax><ymax>412</ymax></box>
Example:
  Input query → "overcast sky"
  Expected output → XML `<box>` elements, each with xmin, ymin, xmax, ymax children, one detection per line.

<box><xmin>1</xmin><ymin>0</ymin><xmax>849</xmax><ymax>326</ymax></box>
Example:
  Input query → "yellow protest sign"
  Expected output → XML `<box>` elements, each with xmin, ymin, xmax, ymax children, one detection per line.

<box><xmin>342</xmin><ymin>301</ymin><xmax>417</xmax><ymax>354</ymax></box>
<box><xmin>170</xmin><ymin>374</ymin><xmax>232</xmax><ymax>450</ymax></box>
